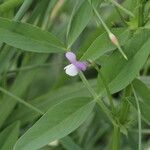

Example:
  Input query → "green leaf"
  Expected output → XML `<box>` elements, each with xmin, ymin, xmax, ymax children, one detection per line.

<box><xmin>139</xmin><ymin>101</ymin><xmax>150</xmax><ymax>124</ymax></box>
<box><xmin>0</xmin><ymin>122</ymin><xmax>20</xmax><ymax>150</ymax></box>
<box><xmin>81</xmin><ymin>28</ymin><xmax>130</xmax><ymax>61</ymax></box>
<box><xmin>132</xmin><ymin>78</ymin><xmax>150</xmax><ymax>105</ymax></box>
<box><xmin>14</xmin><ymin>97</ymin><xmax>95</xmax><ymax>150</ymax></box>
<box><xmin>141</xmin><ymin>76</ymin><xmax>150</xmax><ymax>89</ymax></box>
<box><xmin>67</xmin><ymin>0</ymin><xmax>100</xmax><ymax>48</ymax></box>
<box><xmin>0</xmin><ymin>45</ymin><xmax>15</xmax><ymax>76</ymax></box>
<box><xmin>7</xmin><ymin>80</ymin><xmax>96</xmax><ymax>126</ymax></box>
<box><xmin>128</xmin><ymin>97</ymin><xmax>150</xmax><ymax>125</ymax></box>
<box><xmin>0</xmin><ymin>17</ymin><xmax>65</xmax><ymax>53</ymax></box>
<box><xmin>98</xmin><ymin>29</ymin><xmax>150</xmax><ymax>94</ymax></box>
<box><xmin>132</xmin><ymin>78</ymin><xmax>150</xmax><ymax>124</ymax></box>
<box><xmin>0</xmin><ymin>54</ymin><xmax>48</xmax><ymax>128</ymax></box>
<box><xmin>0</xmin><ymin>0</ymin><xmax>23</xmax><ymax>13</ymax></box>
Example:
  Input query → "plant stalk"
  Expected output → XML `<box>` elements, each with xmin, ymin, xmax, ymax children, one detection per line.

<box><xmin>90</xmin><ymin>61</ymin><xmax>115</xmax><ymax>113</ymax></box>
<box><xmin>131</xmin><ymin>84</ymin><xmax>142</xmax><ymax>150</ymax></box>
<box><xmin>89</xmin><ymin>2</ymin><xmax>128</xmax><ymax>60</ymax></box>
<box><xmin>112</xmin><ymin>126</ymin><xmax>120</xmax><ymax>150</ymax></box>
<box><xmin>79</xmin><ymin>72</ymin><xmax>117</xmax><ymax>126</ymax></box>
<box><xmin>138</xmin><ymin>0</ymin><xmax>144</xmax><ymax>27</ymax></box>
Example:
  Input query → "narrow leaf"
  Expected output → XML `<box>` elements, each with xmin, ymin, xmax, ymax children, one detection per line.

<box><xmin>0</xmin><ymin>122</ymin><xmax>20</xmax><ymax>150</ymax></box>
<box><xmin>14</xmin><ymin>97</ymin><xmax>95</xmax><ymax>150</ymax></box>
<box><xmin>67</xmin><ymin>0</ymin><xmax>100</xmax><ymax>48</ymax></box>
<box><xmin>132</xmin><ymin>78</ymin><xmax>150</xmax><ymax>124</ymax></box>
<box><xmin>0</xmin><ymin>17</ymin><xmax>65</xmax><ymax>53</ymax></box>
<box><xmin>132</xmin><ymin>78</ymin><xmax>150</xmax><ymax>105</ymax></box>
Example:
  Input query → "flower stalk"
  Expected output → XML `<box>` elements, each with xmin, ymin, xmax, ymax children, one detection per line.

<box><xmin>131</xmin><ymin>84</ymin><xmax>142</xmax><ymax>150</ymax></box>
<box><xmin>79</xmin><ymin>71</ymin><xmax>117</xmax><ymax>126</ymax></box>
<box><xmin>89</xmin><ymin>2</ymin><xmax>128</xmax><ymax>60</ymax></box>
<box><xmin>89</xmin><ymin>61</ymin><xmax>115</xmax><ymax>113</ymax></box>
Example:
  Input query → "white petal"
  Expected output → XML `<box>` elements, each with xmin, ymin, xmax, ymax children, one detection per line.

<box><xmin>48</xmin><ymin>140</ymin><xmax>59</xmax><ymax>146</ymax></box>
<box><xmin>64</xmin><ymin>64</ymin><xmax>79</xmax><ymax>76</ymax></box>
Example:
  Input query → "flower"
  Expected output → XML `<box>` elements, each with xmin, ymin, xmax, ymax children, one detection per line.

<box><xmin>64</xmin><ymin>52</ymin><xmax>87</xmax><ymax>76</ymax></box>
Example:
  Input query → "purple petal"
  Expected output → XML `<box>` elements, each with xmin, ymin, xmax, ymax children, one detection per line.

<box><xmin>65</xmin><ymin>52</ymin><xmax>76</xmax><ymax>63</ymax></box>
<box><xmin>74</xmin><ymin>61</ymin><xmax>87</xmax><ymax>71</ymax></box>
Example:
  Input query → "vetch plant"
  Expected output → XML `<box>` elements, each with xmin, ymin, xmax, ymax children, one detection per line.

<box><xmin>0</xmin><ymin>0</ymin><xmax>149</xmax><ymax>150</ymax></box>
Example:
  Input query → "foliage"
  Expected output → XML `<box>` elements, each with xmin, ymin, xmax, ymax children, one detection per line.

<box><xmin>0</xmin><ymin>0</ymin><xmax>149</xmax><ymax>150</ymax></box>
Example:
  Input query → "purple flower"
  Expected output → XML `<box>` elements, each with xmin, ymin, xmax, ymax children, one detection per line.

<box><xmin>64</xmin><ymin>52</ymin><xmax>87</xmax><ymax>76</ymax></box>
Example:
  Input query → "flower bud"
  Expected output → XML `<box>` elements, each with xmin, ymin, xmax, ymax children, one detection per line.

<box><xmin>109</xmin><ymin>33</ymin><xmax>119</xmax><ymax>46</ymax></box>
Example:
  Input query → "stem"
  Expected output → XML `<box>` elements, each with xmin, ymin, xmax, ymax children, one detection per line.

<box><xmin>109</xmin><ymin>0</ymin><xmax>134</xmax><ymax>17</ymax></box>
<box><xmin>117</xmin><ymin>44</ymin><xmax>128</xmax><ymax>60</ymax></box>
<box><xmin>91</xmin><ymin>4</ymin><xmax>110</xmax><ymax>34</ymax></box>
<box><xmin>98</xmin><ymin>71</ymin><xmax>116</xmax><ymax>112</ymax></box>
<box><xmin>131</xmin><ymin>84</ymin><xmax>142</xmax><ymax>150</ymax></box>
<box><xmin>112</xmin><ymin>126</ymin><xmax>120</xmax><ymax>150</ymax></box>
<box><xmin>119</xmin><ymin>98</ymin><xmax>130</xmax><ymax>124</ymax></box>
<box><xmin>79</xmin><ymin>72</ymin><xmax>117</xmax><ymax>126</ymax></box>
<box><xmin>79</xmin><ymin>71</ymin><xmax>97</xmax><ymax>98</ymax></box>
<box><xmin>14</xmin><ymin>0</ymin><xmax>34</xmax><ymax>21</ymax></box>
<box><xmin>138</xmin><ymin>0</ymin><xmax>144</xmax><ymax>27</ymax></box>
<box><xmin>89</xmin><ymin>2</ymin><xmax>127</xmax><ymax>60</ymax></box>
<box><xmin>0</xmin><ymin>87</ymin><xmax>44</xmax><ymax>115</ymax></box>
<box><xmin>90</xmin><ymin>61</ymin><xmax>115</xmax><ymax>113</ymax></box>
<box><xmin>143</xmin><ymin>57</ymin><xmax>150</xmax><ymax>75</ymax></box>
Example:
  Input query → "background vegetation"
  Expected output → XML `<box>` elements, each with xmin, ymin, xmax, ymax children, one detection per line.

<box><xmin>0</xmin><ymin>0</ymin><xmax>149</xmax><ymax>150</ymax></box>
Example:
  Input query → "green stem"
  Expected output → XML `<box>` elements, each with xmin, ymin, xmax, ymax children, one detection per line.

<box><xmin>109</xmin><ymin>0</ymin><xmax>134</xmax><ymax>17</ymax></box>
<box><xmin>90</xmin><ymin>61</ymin><xmax>115</xmax><ymax>113</ymax></box>
<box><xmin>117</xmin><ymin>44</ymin><xmax>128</xmax><ymax>60</ymax></box>
<box><xmin>79</xmin><ymin>71</ymin><xmax>97</xmax><ymax>98</ymax></box>
<box><xmin>89</xmin><ymin>2</ymin><xmax>127</xmax><ymax>60</ymax></box>
<box><xmin>0</xmin><ymin>87</ymin><xmax>44</xmax><ymax>115</ymax></box>
<box><xmin>91</xmin><ymin>4</ymin><xmax>111</xmax><ymax>34</ymax></box>
<box><xmin>119</xmin><ymin>98</ymin><xmax>130</xmax><ymax>124</ymax></box>
<box><xmin>143</xmin><ymin>57</ymin><xmax>150</xmax><ymax>75</ymax></box>
<box><xmin>98</xmin><ymin>71</ymin><xmax>116</xmax><ymax>113</ymax></box>
<box><xmin>131</xmin><ymin>84</ymin><xmax>142</xmax><ymax>150</ymax></box>
<box><xmin>79</xmin><ymin>72</ymin><xmax>116</xmax><ymax>126</ymax></box>
<box><xmin>137</xmin><ymin>0</ymin><xmax>144</xmax><ymax>27</ymax></box>
<box><xmin>112</xmin><ymin>126</ymin><xmax>120</xmax><ymax>150</ymax></box>
<box><xmin>14</xmin><ymin>0</ymin><xmax>34</xmax><ymax>21</ymax></box>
